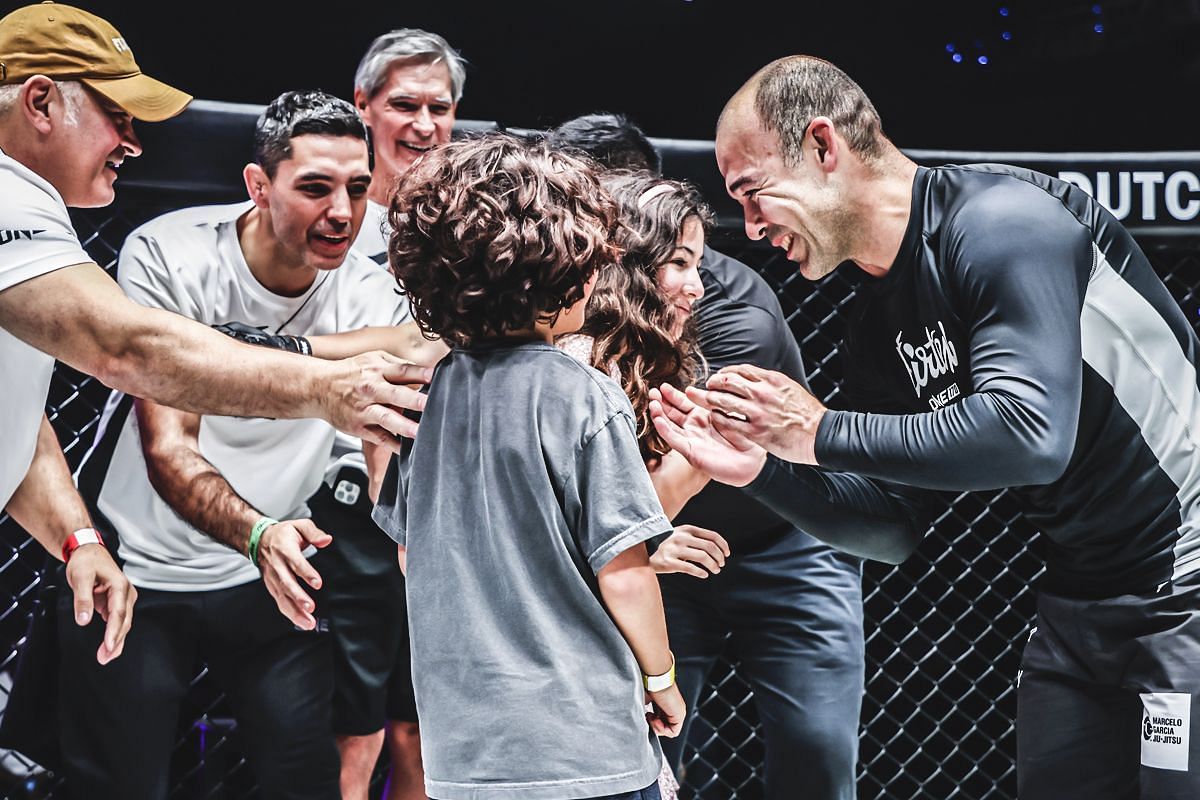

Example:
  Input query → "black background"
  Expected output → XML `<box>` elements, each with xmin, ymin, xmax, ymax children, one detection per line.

<box><xmin>71</xmin><ymin>0</ymin><xmax>1200</xmax><ymax>152</ymax></box>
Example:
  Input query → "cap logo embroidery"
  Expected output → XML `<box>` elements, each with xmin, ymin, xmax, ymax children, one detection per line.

<box><xmin>111</xmin><ymin>37</ymin><xmax>129</xmax><ymax>53</ymax></box>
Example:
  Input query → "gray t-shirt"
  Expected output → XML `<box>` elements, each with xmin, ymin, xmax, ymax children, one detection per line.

<box><xmin>373</xmin><ymin>340</ymin><xmax>669</xmax><ymax>800</ymax></box>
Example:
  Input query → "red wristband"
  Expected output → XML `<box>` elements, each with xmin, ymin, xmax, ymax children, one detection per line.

<box><xmin>62</xmin><ymin>528</ymin><xmax>105</xmax><ymax>563</ymax></box>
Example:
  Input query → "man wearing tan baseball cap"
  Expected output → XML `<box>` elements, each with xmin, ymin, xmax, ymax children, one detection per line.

<box><xmin>0</xmin><ymin>1</ymin><xmax>191</xmax><ymax>122</ymax></box>
<box><xmin>0</xmin><ymin>2</ymin><xmax>431</xmax><ymax>672</ymax></box>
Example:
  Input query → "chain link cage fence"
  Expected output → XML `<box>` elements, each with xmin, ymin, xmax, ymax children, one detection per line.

<box><xmin>0</xmin><ymin>110</ymin><xmax>1197</xmax><ymax>798</ymax></box>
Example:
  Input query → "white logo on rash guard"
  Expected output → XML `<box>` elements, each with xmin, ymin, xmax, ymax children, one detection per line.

<box><xmin>895</xmin><ymin>321</ymin><xmax>959</xmax><ymax>399</ymax></box>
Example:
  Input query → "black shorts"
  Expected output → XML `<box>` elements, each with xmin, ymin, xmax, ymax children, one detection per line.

<box><xmin>309</xmin><ymin>467</ymin><xmax>418</xmax><ymax>734</ymax></box>
<box><xmin>1017</xmin><ymin>570</ymin><xmax>1200</xmax><ymax>799</ymax></box>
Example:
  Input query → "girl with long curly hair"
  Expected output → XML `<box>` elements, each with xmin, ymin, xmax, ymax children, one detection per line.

<box><xmin>558</xmin><ymin>172</ymin><xmax>715</xmax><ymax>513</ymax></box>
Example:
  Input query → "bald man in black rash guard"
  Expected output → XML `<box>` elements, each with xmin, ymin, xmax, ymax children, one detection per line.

<box><xmin>653</xmin><ymin>55</ymin><xmax>1200</xmax><ymax>799</ymax></box>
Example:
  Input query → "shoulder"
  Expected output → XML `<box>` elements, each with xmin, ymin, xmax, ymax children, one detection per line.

<box><xmin>518</xmin><ymin>345</ymin><xmax>633</xmax><ymax>427</ymax></box>
<box><xmin>0</xmin><ymin>151</ymin><xmax>72</xmax><ymax>227</ymax></box>
<box><xmin>125</xmin><ymin>202</ymin><xmax>249</xmax><ymax>255</ymax></box>
<box><xmin>931</xmin><ymin>165</ymin><xmax>1088</xmax><ymax>242</ymax></box>
<box><xmin>698</xmin><ymin>246</ymin><xmax>788</xmax><ymax>326</ymax></box>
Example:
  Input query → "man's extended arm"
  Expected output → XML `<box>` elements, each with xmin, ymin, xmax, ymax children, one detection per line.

<box><xmin>701</xmin><ymin>192</ymin><xmax>1091</xmax><ymax>491</ymax></box>
<box><xmin>4</xmin><ymin>414</ymin><xmax>135</xmax><ymax>664</ymax></box>
<box><xmin>134</xmin><ymin>398</ymin><xmax>331</xmax><ymax>629</ymax></box>
<box><xmin>0</xmin><ymin>263</ymin><xmax>430</xmax><ymax>447</ymax></box>
<box><xmin>308</xmin><ymin>322</ymin><xmax>449</xmax><ymax>366</ymax></box>
<box><xmin>651</xmin><ymin>383</ymin><xmax>931</xmax><ymax>564</ymax></box>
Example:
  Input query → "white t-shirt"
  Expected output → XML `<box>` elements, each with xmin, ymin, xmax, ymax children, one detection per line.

<box><xmin>0</xmin><ymin>147</ymin><xmax>92</xmax><ymax>510</ymax></box>
<box><xmin>96</xmin><ymin>202</ymin><xmax>409</xmax><ymax>591</ymax></box>
<box><xmin>353</xmin><ymin>198</ymin><xmax>390</xmax><ymax>267</ymax></box>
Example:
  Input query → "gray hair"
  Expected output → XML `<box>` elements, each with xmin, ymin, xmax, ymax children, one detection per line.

<box><xmin>0</xmin><ymin>80</ymin><xmax>84</xmax><ymax>123</ymax></box>
<box><xmin>353</xmin><ymin>29</ymin><xmax>466</xmax><ymax>103</ymax></box>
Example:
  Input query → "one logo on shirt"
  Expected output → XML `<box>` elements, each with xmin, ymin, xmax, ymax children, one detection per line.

<box><xmin>1140</xmin><ymin>692</ymin><xmax>1190</xmax><ymax>771</ymax></box>
<box><xmin>895</xmin><ymin>321</ymin><xmax>960</xmax><ymax>406</ymax></box>
<box><xmin>334</xmin><ymin>479</ymin><xmax>361</xmax><ymax>506</ymax></box>
<box><xmin>0</xmin><ymin>229</ymin><xmax>45</xmax><ymax>246</ymax></box>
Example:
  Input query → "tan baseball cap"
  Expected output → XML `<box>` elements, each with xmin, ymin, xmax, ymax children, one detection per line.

<box><xmin>0</xmin><ymin>2</ymin><xmax>191</xmax><ymax>122</ymax></box>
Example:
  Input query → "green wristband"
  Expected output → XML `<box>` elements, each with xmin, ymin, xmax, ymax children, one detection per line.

<box><xmin>248</xmin><ymin>517</ymin><xmax>278</xmax><ymax>567</ymax></box>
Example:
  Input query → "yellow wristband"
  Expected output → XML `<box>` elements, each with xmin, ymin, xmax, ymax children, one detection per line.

<box><xmin>643</xmin><ymin>652</ymin><xmax>676</xmax><ymax>692</ymax></box>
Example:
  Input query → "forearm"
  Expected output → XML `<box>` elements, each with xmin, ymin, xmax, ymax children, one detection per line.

<box><xmin>817</xmin><ymin>386</ymin><xmax>1073</xmax><ymax>491</ymax></box>
<box><xmin>0</xmin><ymin>264</ymin><xmax>328</xmax><ymax>421</ymax></box>
<box><xmin>649</xmin><ymin>451</ymin><xmax>710</xmax><ymax>519</ymax></box>
<box><xmin>597</xmin><ymin>544</ymin><xmax>673</xmax><ymax>675</ymax></box>
<box><xmin>742</xmin><ymin>455</ymin><xmax>930</xmax><ymax>564</ymax></box>
<box><xmin>136</xmin><ymin>401</ymin><xmax>260</xmax><ymax>556</ymax></box>
<box><xmin>4</xmin><ymin>415</ymin><xmax>93</xmax><ymax>557</ymax></box>
<box><xmin>309</xmin><ymin>322</ymin><xmax>448</xmax><ymax>367</ymax></box>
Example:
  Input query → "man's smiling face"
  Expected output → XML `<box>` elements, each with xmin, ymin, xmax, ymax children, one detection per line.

<box><xmin>716</xmin><ymin>100</ymin><xmax>853</xmax><ymax>282</ymax></box>
<box><xmin>355</xmin><ymin>59</ymin><xmax>456</xmax><ymax>183</ymax></box>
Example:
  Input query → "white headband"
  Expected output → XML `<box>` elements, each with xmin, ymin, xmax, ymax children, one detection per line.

<box><xmin>636</xmin><ymin>183</ymin><xmax>674</xmax><ymax>209</ymax></box>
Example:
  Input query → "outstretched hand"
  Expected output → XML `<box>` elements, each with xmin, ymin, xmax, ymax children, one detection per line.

<box><xmin>693</xmin><ymin>365</ymin><xmax>826</xmax><ymax>465</ymax></box>
<box><xmin>323</xmin><ymin>352</ymin><xmax>431</xmax><ymax>453</ymax></box>
<box><xmin>256</xmin><ymin>519</ymin><xmax>333</xmax><ymax>630</ymax></box>
<box><xmin>649</xmin><ymin>384</ymin><xmax>766</xmax><ymax>487</ymax></box>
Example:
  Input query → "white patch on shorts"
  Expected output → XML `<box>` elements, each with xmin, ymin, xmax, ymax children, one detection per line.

<box><xmin>1140</xmin><ymin>692</ymin><xmax>1191</xmax><ymax>771</ymax></box>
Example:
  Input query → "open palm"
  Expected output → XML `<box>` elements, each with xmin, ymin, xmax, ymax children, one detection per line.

<box><xmin>649</xmin><ymin>384</ymin><xmax>767</xmax><ymax>487</ymax></box>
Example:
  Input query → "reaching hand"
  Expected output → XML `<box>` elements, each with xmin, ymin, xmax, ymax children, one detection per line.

<box><xmin>256</xmin><ymin>519</ymin><xmax>333</xmax><ymax>629</ymax></box>
<box><xmin>65</xmin><ymin>544</ymin><xmax>136</xmax><ymax>665</ymax></box>
<box><xmin>694</xmin><ymin>364</ymin><xmax>827</xmax><ymax>465</ymax></box>
<box><xmin>649</xmin><ymin>384</ymin><xmax>767</xmax><ymax>487</ymax></box>
<box><xmin>322</xmin><ymin>352</ymin><xmax>431</xmax><ymax>453</ymax></box>
<box><xmin>649</xmin><ymin>525</ymin><xmax>731</xmax><ymax>579</ymax></box>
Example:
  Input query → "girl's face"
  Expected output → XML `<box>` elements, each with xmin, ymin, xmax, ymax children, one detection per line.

<box><xmin>656</xmin><ymin>215</ymin><xmax>706</xmax><ymax>340</ymax></box>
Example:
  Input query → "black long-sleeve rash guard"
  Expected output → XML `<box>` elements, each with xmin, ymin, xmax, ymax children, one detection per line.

<box><xmin>757</xmin><ymin>164</ymin><xmax>1200</xmax><ymax>597</ymax></box>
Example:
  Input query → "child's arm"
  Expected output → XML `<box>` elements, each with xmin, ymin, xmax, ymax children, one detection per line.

<box><xmin>397</xmin><ymin>544</ymin><xmax>407</xmax><ymax>576</ymax></box>
<box><xmin>647</xmin><ymin>449</ymin><xmax>710</xmax><ymax>519</ymax></box>
<box><xmin>597</xmin><ymin>543</ymin><xmax>686</xmax><ymax>738</ymax></box>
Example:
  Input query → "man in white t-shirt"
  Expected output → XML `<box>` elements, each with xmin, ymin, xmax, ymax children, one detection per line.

<box><xmin>59</xmin><ymin>90</ymin><xmax>418</xmax><ymax>799</ymax></box>
<box><xmin>0</xmin><ymin>4</ymin><xmax>430</xmax><ymax>664</ymax></box>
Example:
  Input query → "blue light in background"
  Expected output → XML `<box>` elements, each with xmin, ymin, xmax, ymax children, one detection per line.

<box><xmin>1002</xmin><ymin>31</ymin><xmax>1012</xmax><ymax>41</ymax></box>
<box><xmin>1092</xmin><ymin>4</ymin><xmax>1103</xmax><ymax>14</ymax></box>
<box><xmin>978</xmin><ymin>55</ymin><xmax>989</xmax><ymax>65</ymax></box>
<box><xmin>946</xmin><ymin>43</ymin><xmax>957</xmax><ymax>52</ymax></box>
<box><xmin>1094</xmin><ymin>22</ymin><xmax>1104</xmax><ymax>33</ymax></box>
<box><xmin>999</xmin><ymin>7</ymin><xmax>1009</xmax><ymax>17</ymax></box>
<box><xmin>952</xmin><ymin>53</ymin><xmax>964</xmax><ymax>63</ymax></box>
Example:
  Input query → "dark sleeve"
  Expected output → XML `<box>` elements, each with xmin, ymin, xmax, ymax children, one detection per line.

<box><xmin>816</xmin><ymin>186</ymin><xmax>1090</xmax><ymax>491</ymax></box>
<box><xmin>701</xmin><ymin>304</ymin><xmax>811</xmax><ymax>391</ymax></box>
<box><xmin>741</xmin><ymin>455</ymin><xmax>933</xmax><ymax>564</ymax></box>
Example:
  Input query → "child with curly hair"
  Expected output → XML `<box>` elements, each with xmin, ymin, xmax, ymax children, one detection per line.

<box><xmin>372</xmin><ymin>134</ymin><xmax>685</xmax><ymax>800</ymax></box>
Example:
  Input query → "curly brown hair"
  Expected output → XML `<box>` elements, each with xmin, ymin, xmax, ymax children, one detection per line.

<box><xmin>580</xmin><ymin>171</ymin><xmax>715</xmax><ymax>459</ymax></box>
<box><xmin>387</xmin><ymin>134</ymin><xmax>620</xmax><ymax>347</ymax></box>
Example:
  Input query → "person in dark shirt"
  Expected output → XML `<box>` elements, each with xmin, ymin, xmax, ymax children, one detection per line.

<box><xmin>653</xmin><ymin>55</ymin><xmax>1200</xmax><ymax>798</ymax></box>
<box><xmin>550</xmin><ymin>114</ymin><xmax>865</xmax><ymax>800</ymax></box>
